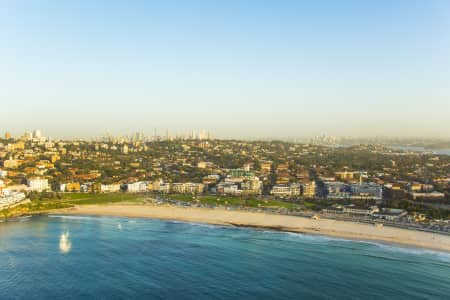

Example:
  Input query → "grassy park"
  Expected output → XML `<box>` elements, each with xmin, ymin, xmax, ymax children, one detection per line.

<box><xmin>166</xmin><ymin>194</ymin><xmax>297</xmax><ymax>209</ymax></box>
<box><xmin>1</xmin><ymin>192</ymin><xmax>302</xmax><ymax>219</ymax></box>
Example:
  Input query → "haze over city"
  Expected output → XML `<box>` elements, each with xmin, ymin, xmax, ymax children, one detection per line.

<box><xmin>1</xmin><ymin>0</ymin><xmax>449</xmax><ymax>139</ymax></box>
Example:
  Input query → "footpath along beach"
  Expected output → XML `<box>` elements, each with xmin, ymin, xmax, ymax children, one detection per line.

<box><xmin>52</xmin><ymin>204</ymin><xmax>450</xmax><ymax>253</ymax></box>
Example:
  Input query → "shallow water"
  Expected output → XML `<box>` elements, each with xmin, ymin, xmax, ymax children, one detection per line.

<box><xmin>0</xmin><ymin>215</ymin><xmax>449</xmax><ymax>299</ymax></box>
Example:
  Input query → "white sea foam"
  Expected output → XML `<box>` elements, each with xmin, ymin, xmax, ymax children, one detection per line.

<box><xmin>285</xmin><ymin>231</ymin><xmax>450</xmax><ymax>261</ymax></box>
<box><xmin>59</xmin><ymin>232</ymin><xmax>72</xmax><ymax>254</ymax></box>
<box><xmin>373</xmin><ymin>243</ymin><xmax>450</xmax><ymax>261</ymax></box>
<box><xmin>117</xmin><ymin>223</ymin><xmax>123</xmax><ymax>231</ymax></box>
<box><xmin>168</xmin><ymin>220</ymin><xmax>228</xmax><ymax>230</ymax></box>
<box><xmin>284</xmin><ymin>231</ymin><xmax>345</xmax><ymax>243</ymax></box>
<box><xmin>49</xmin><ymin>215</ymin><xmax>100</xmax><ymax>221</ymax></box>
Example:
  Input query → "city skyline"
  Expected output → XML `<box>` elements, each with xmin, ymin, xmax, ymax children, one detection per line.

<box><xmin>3</xmin><ymin>128</ymin><xmax>450</xmax><ymax>143</ymax></box>
<box><xmin>1</xmin><ymin>0</ymin><xmax>450</xmax><ymax>138</ymax></box>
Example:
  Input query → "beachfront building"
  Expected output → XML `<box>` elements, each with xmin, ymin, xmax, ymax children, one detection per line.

<box><xmin>373</xmin><ymin>208</ymin><xmax>408</xmax><ymax>221</ymax></box>
<box><xmin>271</xmin><ymin>184</ymin><xmax>301</xmax><ymax>198</ymax></box>
<box><xmin>302</xmin><ymin>181</ymin><xmax>316</xmax><ymax>198</ymax></box>
<box><xmin>171</xmin><ymin>183</ymin><xmax>205</xmax><ymax>194</ymax></box>
<box><xmin>148</xmin><ymin>179</ymin><xmax>171</xmax><ymax>194</ymax></box>
<box><xmin>323</xmin><ymin>204</ymin><xmax>380</xmax><ymax>217</ymax></box>
<box><xmin>27</xmin><ymin>178</ymin><xmax>49</xmax><ymax>192</ymax></box>
<box><xmin>0</xmin><ymin>191</ymin><xmax>26</xmax><ymax>209</ymax></box>
<box><xmin>325</xmin><ymin>182</ymin><xmax>351</xmax><ymax>199</ymax></box>
<box><xmin>60</xmin><ymin>182</ymin><xmax>81</xmax><ymax>192</ymax></box>
<box><xmin>218</xmin><ymin>169</ymin><xmax>262</xmax><ymax>195</ymax></box>
<box><xmin>126</xmin><ymin>181</ymin><xmax>148</xmax><ymax>193</ymax></box>
<box><xmin>158</xmin><ymin>183</ymin><xmax>171</xmax><ymax>194</ymax></box>
<box><xmin>240</xmin><ymin>177</ymin><xmax>263</xmax><ymax>195</ymax></box>
<box><xmin>217</xmin><ymin>182</ymin><xmax>240</xmax><ymax>195</ymax></box>
<box><xmin>350</xmin><ymin>183</ymin><xmax>383</xmax><ymax>201</ymax></box>
<box><xmin>100</xmin><ymin>183</ymin><xmax>121</xmax><ymax>193</ymax></box>
<box><xmin>325</xmin><ymin>182</ymin><xmax>382</xmax><ymax>200</ymax></box>
<box><xmin>342</xmin><ymin>205</ymin><xmax>379</xmax><ymax>216</ymax></box>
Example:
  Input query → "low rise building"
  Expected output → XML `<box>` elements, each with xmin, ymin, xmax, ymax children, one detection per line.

<box><xmin>27</xmin><ymin>178</ymin><xmax>49</xmax><ymax>192</ymax></box>
<box><xmin>325</xmin><ymin>182</ymin><xmax>382</xmax><ymax>200</ymax></box>
<box><xmin>0</xmin><ymin>191</ymin><xmax>26</xmax><ymax>209</ymax></box>
<box><xmin>172</xmin><ymin>182</ymin><xmax>205</xmax><ymax>194</ymax></box>
<box><xmin>373</xmin><ymin>208</ymin><xmax>407</xmax><ymax>221</ymax></box>
<box><xmin>100</xmin><ymin>183</ymin><xmax>121</xmax><ymax>193</ymax></box>
<box><xmin>64</xmin><ymin>182</ymin><xmax>81</xmax><ymax>192</ymax></box>
<box><xmin>410</xmin><ymin>191</ymin><xmax>445</xmax><ymax>200</ymax></box>
<box><xmin>302</xmin><ymin>181</ymin><xmax>316</xmax><ymax>198</ymax></box>
<box><xmin>217</xmin><ymin>182</ymin><xmax>240</xmax><ymax>195</ymax></box>
<box><xmin>350</xmin><ymin>183</ymin><xmax>383</xmax><ymax>200</ymax></box>
<box><xmin>126</xmin><ymin>181</ymin><xmax>148</xmax><ymax>193</ymax></box>
<box><xmin>271</xmin><ymin>184</ymin><xmax>301</xmax><ymax>197</ymax></box>
<box><xmin>343</xmin><ymin>205</ymin><xmax>379</xmax><ymax>216</ymax></box>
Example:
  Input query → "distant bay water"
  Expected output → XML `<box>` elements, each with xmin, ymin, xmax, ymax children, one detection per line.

<box><xmin>0</xmin><ymin>216</ymin><xmax>449</xmax><ymax>300</ymax></box>
<box><xmin>389</xmin><ymin>145</ymin><xmax>450</xmax><ymax>156</ymax></box>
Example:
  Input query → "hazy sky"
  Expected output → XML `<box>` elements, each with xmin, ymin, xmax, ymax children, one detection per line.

<box><xmin>1</xmin><ymin>0</ymin><xmax>449</xmax><ymax>139</ymax></box>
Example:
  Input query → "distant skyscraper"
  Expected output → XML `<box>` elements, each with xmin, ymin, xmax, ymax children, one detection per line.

<box><xmin>132</xmin><ymin>132</ymin><xmax>144</xmax><ymax>142</ymax></box>
<box><xmin>5</xmin><ymin>132</ymin><xmax>11</xmax><ymax>139</ymax></box>
<box><xmin>198</xmin><ymin>130</ymin><xmax>208</xmax><ymax>140</ymax></box>
<box><xmin>33</xmin><ymin>130</ymin><xmax>42</xmax><ymax>139</ymax></box>
<box><xmin>24</xmin><ymin>132</ymin><xmax>33</xmax><ymax>140</ymax></box>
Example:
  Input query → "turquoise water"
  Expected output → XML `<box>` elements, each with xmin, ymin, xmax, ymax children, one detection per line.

<box><xmin>0</xmin><ymin>216</ymin><xmax>449</xmax><ymax>299</ymax></box>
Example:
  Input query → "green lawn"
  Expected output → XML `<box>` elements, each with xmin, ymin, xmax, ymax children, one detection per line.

<box><xmin>166</xmin><ymin>194</ymin><xmax>296</xmax><ymax>209</ymax></box>
<box><xmin>1</xmin><ymin>193</ymin><xmax>147</xmax><ymax>218</ymax></box>
<box><xmin>303</xmin><ymin>201</ymin><xmax>316</xmax><ymax>209</ymax></box>
<box><xmin>59</xmin><ymin>193</ymin><xmax>145</xmax><ymax>205</ymax></box>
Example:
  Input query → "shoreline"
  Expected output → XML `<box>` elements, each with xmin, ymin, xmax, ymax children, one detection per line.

<box><xmin>49</xmin><ymin>204</ymin><xmax>450</xmax><ymax>253</ymax></box>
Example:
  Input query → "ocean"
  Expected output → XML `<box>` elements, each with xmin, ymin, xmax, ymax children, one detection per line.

<box><xmin>0</xmin><ymin>215</ymin><xmax>449</xmax><ymax>299</ymax></box>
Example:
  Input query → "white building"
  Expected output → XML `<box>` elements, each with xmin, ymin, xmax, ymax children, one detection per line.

<box><xmin>158</xmin><ymin>183</ymin><xmax>171</xmax><ymax>194</ymax></box>
<box><xmin>27</xmin><ymin>178</ymin><xmax>49</xmax><ymax>192</ymax></box>
<box><xmin>126</xmin><ymin>182</ymin><xmax>148</xmax><ymax>193</ymax></box>
<box><xmin>350</xmin><ymin>183</ymin><xmax>383</xmax><ymax>200</ymax></box>
<box><xmin>0</xmin><ymin>192</ymin><xmax>26</xmax><ymax>209</ymax></box>
<box><xmin>271</xmin><ymin>184</ymin><xmax>301</xmax><ymax>197</ymax></box>
<box><xmin>325</xmin><ymin>182</ymin><xmax>382</xmax><ymax>200</ymax></box>
<box><xmin>342</xmin><ymin>205</ymin><xmax>379</xmax><ymax>216</ymax></box>
<box><xmin>240</xmin><ymin>177</ymin><xmax>263</xmax><ymax>195</ymax></box>
<box><xmin>172</xmin><ymin>183</ymin><xmax>205</xmax><ymax>194</ymax></box>
<box><xmin>101</xmin><ymin>184</ymin><xmax>121</xmax><ymax>193</ymax></box>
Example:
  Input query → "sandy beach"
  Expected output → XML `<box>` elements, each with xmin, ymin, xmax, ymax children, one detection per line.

<box><xmin>52</xmin><ymin>204</ymin><xmax>450</xmax><ymax>252</ymax></box>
